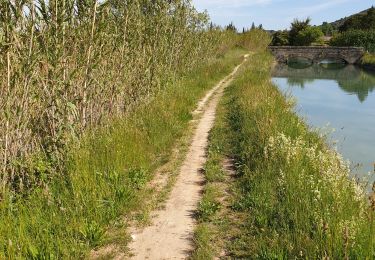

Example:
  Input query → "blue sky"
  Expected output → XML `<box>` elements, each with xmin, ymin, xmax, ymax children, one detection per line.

<box><xmin>192</xmin><ymin>0</ymin><xmax>374</xmax><ymax>30</ymax></box>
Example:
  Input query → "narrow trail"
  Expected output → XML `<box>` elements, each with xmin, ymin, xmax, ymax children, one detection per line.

<box><xmin>128</xmin><ymin>55</ymin><xmax>249</xmax><ymax>260</ymax></box>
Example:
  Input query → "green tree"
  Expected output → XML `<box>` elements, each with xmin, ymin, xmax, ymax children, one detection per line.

<box><xmin>289</xmin><ymin>18</ymin><xmax>311</xmax><ymax>45</ymax></box>
<box><xmin>330</xmin><ymin>29</ymin><xmax>375</xmax><ymax>52</ymax></box>
<box><xmin>294</xmin><ymin>26</ymin><xmax>324</xmax><ymax>46</ymax></box>
<box><xmin>251</xmin><ymin>22</ymin><xmax>256</xmax><ymax>30</ymax></box>
<box><xmin>271</xmin><ymin>30</ymin><xmax>289</xmax><ymax>46</ymax></box>
<box><xmin>339</xmin><ymin>6</ymin><xmax>375</xmax><ymax>32</ymax></box>
<box><xmin>321</xmin><ymin>22</ymin><xmax>334</xmax><ymax>36</ymax></box>
<box><xmin>363</xmin><ymin>6</ymin><xmax>375</xmax><ymax>29</ymax></box>
<box><xmin>226</xmin><ymin>22</ymin><xmax>237</xmax><ymax>32</ymax></box>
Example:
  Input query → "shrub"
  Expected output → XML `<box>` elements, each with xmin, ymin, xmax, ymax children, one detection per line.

<box><xmin>271</xmin><ymin>31</ymin><xmax>290</xmax><ymax>46</ymax></box>
<box><xmin>239</xmin><ymin>29</ymin><xmax>271</xmax><ymax>51</ymax></box>
<box><xmin>294</xmin><ymin>26</ymin><xmax>324</xmax><ymax>46</ymax></box>
<box><xmin>289</xmin><ymin>18</ymin><xmax>311</xmax><ymax>45</ymax></box>
<box><xmin>330</xmin><ymin>30</ymin><xmax>375</xmax><ymax>52</ymax></box>
<box><xmin>361</xmin><ymin>52</ymin><xmax>375</xmax><ymax>66</ymax></box>
<box><xmin>321</xmin><ymin>22</ymin><xmax>335</xmax><ymax>36</ymax></box>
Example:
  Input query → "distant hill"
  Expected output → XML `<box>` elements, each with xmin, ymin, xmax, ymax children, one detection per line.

<box><xmin>319</xmin><ymin>7</ymin><xmax>374</xmax><ymax>36</ymax></box>
<box><xmin>328</xmin><ymin>7</ymin><xmax>374</xmax><ymax>30</ymax></box>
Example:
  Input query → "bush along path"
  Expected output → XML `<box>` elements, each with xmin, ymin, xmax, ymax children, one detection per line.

<box><xmin>123</xmin><ymin>54</ymin><xmax>250</xmax><ymax>260</ymax></box>
<box><xmin>193</xmin><ymin>51</ymin><xmax>375</xmax><ymax>259</ymax></box>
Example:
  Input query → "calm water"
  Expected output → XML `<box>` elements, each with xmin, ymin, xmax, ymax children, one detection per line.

<box><xmin>272</xmin><ymin>62</ymin><xmax>375</xmax><ymax>182</ymax></box>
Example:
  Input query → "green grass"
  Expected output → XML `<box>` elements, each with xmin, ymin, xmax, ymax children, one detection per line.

<box><xmin>194</xmin><ymin>51</ymin><xmax>375</xmax><ymax>259</ymax></box>
<box><xmin>0</xmin><ymin>48</ymin><xmax>247</xmax><ymax>259</ymax></box>
<box><xmin>362</xmin><ymin>52</ymin><xmax>375</xmax><ymax>67</ymax></box>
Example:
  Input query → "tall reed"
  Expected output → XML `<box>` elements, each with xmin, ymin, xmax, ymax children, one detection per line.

<box><xmin>0</xmin><ymin>0</ymin><xmax>225</xmax><ymax>193</ymax></box>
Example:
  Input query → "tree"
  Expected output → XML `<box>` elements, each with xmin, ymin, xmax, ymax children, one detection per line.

<box><xmin>294</xmin><ymin>26</ymin><xmax>323</xmax><ymax>46</ymax></box>
<box><xmin>339</xmin><ymin>6</ymin><xmax>375</xmax><ymax>32</ymax></box>
<box><xmin>251</xmin><ymin>22</ymin><xmax>256</xmax><ymax>30</ymax></box>
<box><xmin>226</xmin><ymin>22</ymin><xmax>237</xmax><ymax>32</ymax></box>
<box><xmin>330</xmin><ymin>29</ymin><xmax>375</xmax><ymax>52</ymax></box>
<box><xmin>271</xmin><ymin>18</ymin><xmax>324</xmax><ymax>46</ymax></box>
<box><xmin>289</xmin><ymin>18</ymin><xmax>311</xmax><ymax>45</ymax></box>
<box><xmin>258</xmin><ymin>24</ymin><xmax>263</xmax><ymax>30</ymax></box>
<box><xmin>363</xmin><ymin>6</ymin><xmax>375</xmax><ymax>29</ymax></box>
<box><xmin>321</xmin><ymin>22</ymin><xmax>334</xmax><ymax>36</ymax></box>
<box><xmin>271</xmin><ymin>30</ymin><xmax>289</xmax><ymax>46</ymax></box>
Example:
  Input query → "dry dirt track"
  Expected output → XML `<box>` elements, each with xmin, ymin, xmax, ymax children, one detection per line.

<box><xmin>128</xmin><ymin>55</ymin><xmax>249</xmax><ymax>260</ymax></box>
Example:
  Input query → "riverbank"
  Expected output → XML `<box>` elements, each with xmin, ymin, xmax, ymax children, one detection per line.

<box><xmin>0</xmin><ymin>49</ymin><xmax>247</xmax><ymax>259</ymax></box>
<box><xmin>193</xmin><ymin>51</ymin><xmax>374</xmax><ymax>259</ymax></box>
<box><xmin>361</xmin><ymin>53</ymin><xmax>375</xmax><ymax>71</ymax></box>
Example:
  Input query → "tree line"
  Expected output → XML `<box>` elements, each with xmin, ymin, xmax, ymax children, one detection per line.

<box><xmin>330</xmin><ymin>7</ymin><xmax>375</xmax><ymax>52</ymax></box>
<box><xmin>271</xmin><ymin>18</ymin><xmax>323</xmax><ymax>46</ymax></box>
<box><xmin>270</xmin><ymin>6</ymin><xmax>375</xmax><ymax>52</ymax></box>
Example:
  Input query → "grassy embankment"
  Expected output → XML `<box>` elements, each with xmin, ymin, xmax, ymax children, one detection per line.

<box><xmin>194</xmin><ymin>51</ymin><xmax>375</xmax><ymax>259</ymax></box>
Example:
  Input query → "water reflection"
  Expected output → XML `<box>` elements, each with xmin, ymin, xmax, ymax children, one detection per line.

<box><xmin>272</xmin><ymin>63</ymin><xmax>375</xmax><ymax>102</ymax></box>
<box><xmin>338</xmin><ymin>74</ymin><xmax>375</xmax><ymax>102</ymax></box>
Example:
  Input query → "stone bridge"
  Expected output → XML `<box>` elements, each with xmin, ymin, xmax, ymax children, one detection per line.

<box><xmin>269</xmin><ymin>46</ymin><xmax>365</xmax><ymax>64</ymax></box>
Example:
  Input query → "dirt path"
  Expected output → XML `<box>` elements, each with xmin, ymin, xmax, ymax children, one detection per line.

<box><xmin>128</xmin><ymin>55</ymin><xmax>249</xmax><ymax>260</ymax></box>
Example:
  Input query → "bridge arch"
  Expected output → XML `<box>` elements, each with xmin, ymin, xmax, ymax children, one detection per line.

<box><xmin>312</xmin><ymin>55</ymin><xmax>349</xmax><ymax>64</ymax></box>
<box><xmin>286</xmin><ymin>56</ymin><xmax>313</xmax><ymax>69</ymax></box>
<box><xmin>286</xmin><ymin>55</ymin><xmax>313</xmax><ymax>63</ymax></box>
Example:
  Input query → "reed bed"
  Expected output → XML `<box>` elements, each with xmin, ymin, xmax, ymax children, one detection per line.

<box><xmin>0</xmin><ymin>0</ymin><xmax>232</xmax><ymax>194</ymax></box>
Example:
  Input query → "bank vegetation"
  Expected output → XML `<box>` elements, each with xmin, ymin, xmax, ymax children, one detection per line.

<box><xmin>194</xmin><ymin>36</ymin><xmax>375</xmax><ymax>259</ymax></box>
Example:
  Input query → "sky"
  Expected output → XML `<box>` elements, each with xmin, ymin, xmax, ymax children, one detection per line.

<box><xmin>192</xmin><ymin>0</ymin><xmax>375</xmax><ymax>30</ymax></box>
